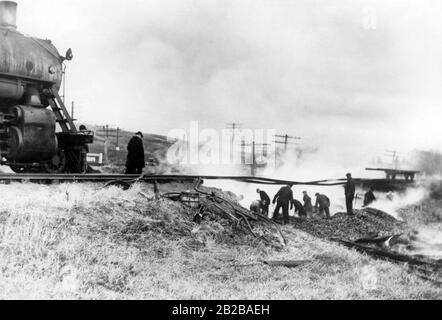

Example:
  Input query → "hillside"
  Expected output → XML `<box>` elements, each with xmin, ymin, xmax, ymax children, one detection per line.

<box><xmin>0</xmin><ymin>181</ymin><xmax>440</xmax><ymax>299</ymax></box>
<box><xmin>84</xmin><ymin>125</ymin><xmax>175</xmax><ymax>173</ymax></box>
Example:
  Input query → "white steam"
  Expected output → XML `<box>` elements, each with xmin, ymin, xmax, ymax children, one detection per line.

<box><xmin>199</xmin><ymin>146</ymin><xmax>430</xmax><ymax>219</ymax></box>
<box><xmin>365</xmin><ymin>187</ymin><xmax>429</xmax><ymax>219</ymax></box>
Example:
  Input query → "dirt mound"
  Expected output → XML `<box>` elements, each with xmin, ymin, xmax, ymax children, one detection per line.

<box><xmin>290</xmin><ymin>208</ymin><xmax>408</xmax><ymax>241</ymax></box>
<box><xmin>0</xmin><ymin>182</ymin><xmax>440</xmax><ymax>299</ymax></box>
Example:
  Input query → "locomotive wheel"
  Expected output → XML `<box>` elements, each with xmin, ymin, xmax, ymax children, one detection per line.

<box><xmin>44</xmin><ymin>150</ymin><xmax>67</xmax><ymax>173</ymax></box>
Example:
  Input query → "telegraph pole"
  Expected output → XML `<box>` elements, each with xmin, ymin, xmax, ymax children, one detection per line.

<box><xmin>385</xmin><ymin>150</ymin><xmax>401</xmax><ymax>169</ymax></box>
<box><xmin>103</xmin><ymin>140</ymin><xmax>108</xmax><ymax>164</ymax></box>
<box><xmin>97</xmin><ymin>125</ymin><xmax>121</xmax><ymax>158</ymax></box>
<box><xmin>252</xmin><ymin>141</ymin><xmax>256</xmax><ymax>175</ymax></box>
<box><xmin>241</xmin><ymin>140</ymin><xmax>271</xmax><ymax>176</ymax></box>
<box><xmin>226</xmin><ymin>123</ymin><xmax>241</xmax><ymax>162</ymax></box>
<box><xmin>116</xmin><ymin>128</ymin><xmax>120</xmax><ymax>148</ymax></box>
<box><xmin>274</xmin><ymin>134</ymin><xmax>301</xmax><ymax>151</ymax></box>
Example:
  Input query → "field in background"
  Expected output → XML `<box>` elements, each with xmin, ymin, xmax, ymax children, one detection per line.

<box><xmin>85</xmin><ymin>125</ymin><xmax>175</xmax><ymax>172</ymax></box>
<box><xmin>0</xmin><ymin>182</ymin><xmax>440</xmax><ymax>299</ymax></box>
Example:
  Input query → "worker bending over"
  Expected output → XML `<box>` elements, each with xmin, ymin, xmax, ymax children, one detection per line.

<box><xmin>315</xmin><ymin>193</ymin><xmax>331</xmax><ymax>219</ymax></box>
<box><xmin>293</xmin><ymin>199</ymin><xmax>307</xmax><ymax>219</ymax></box>
<box><xmin>363</xmin><ymin>186</ymin><xmax>376</xmax><ymax>207</ymax></box>
<box><xmin>256</xmin><ymin>189</ymin><xmax>271</xmax><ymax>215</ymax></box>
<box><xmin>272</xmin><ymin>184</ymin><xmax>294</xmax><ymax>225</ymax></box>
<box><xmin>250</xmin><ymin>200</ymin><xmax>263</xmax><ymax>214</ymax></box>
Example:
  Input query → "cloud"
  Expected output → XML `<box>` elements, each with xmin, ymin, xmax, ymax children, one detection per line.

<box><xmin>13</xmin><ymin>0</ymin><xmax>442</xmax><ymax>163</ymax></box>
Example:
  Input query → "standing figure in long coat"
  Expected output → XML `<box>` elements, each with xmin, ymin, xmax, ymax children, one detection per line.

<box><xmin>125</xmin><ymin>131</ymin><xmax>145</xmax><ymax>174</ymax></box>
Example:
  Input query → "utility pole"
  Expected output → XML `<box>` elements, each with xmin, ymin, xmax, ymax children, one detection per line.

<box><xmin>240</xmin><ymin>139</ymin><xmax>246</xmax><ymax>165</ymax></box>
<box><xmin>116</xmin><ymin>128</ymin><xmax>120</xmax><ymax>148</ymax></box>
<box><xmin>241</xmin><ymin>140</ymin><xmax>271</xmax><ymax>176</ymax></box>
<box><xmin>252</xmin><ymin>141</ymin><xmax>256</xmax><ymax>176</ymax></box>
<box><xmin>385</xmin><ymin>150</ymin><xmax>401</xmax><ymax>169</ymax></box>
<box><xmin>226</xmin><ymin>123</ymin><xmax>241</xmax><ymax>162</ymax></box>
<box><xmin>274</xmin><ymin>134</ymin><xmax>301</xmax><ymax>151</ymax></box>
<box><xmin>97</xmin><ymin>125</ymin><xmax>121</xmax><ymax>152</ymax></box>
<box><xmin>103</xmin><ymin>140</ymin><xmax>108</xmax><ymax>164</ymax></box>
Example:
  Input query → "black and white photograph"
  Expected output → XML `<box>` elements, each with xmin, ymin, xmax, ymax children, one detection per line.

<box><xmin>0</xmin><ymin>0</ymin><xmax>441</xmax><ymax>304</ymax></box>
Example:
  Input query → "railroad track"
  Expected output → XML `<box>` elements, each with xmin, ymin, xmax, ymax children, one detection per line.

<box><xmin>0</xmin><ymin>173</ymin><xmax>345</xmax><ymax>185</ymax></box>
<box><xmin>0</xmin><ymin>173</ymin><xmax>410</xmax><ymax>188</ymax></box>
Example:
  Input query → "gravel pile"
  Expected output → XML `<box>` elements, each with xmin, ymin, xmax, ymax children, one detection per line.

<box><xmin>290</xmin><ymin>208</ymin><xmax>408</xmax><ymax>241</ymax></box>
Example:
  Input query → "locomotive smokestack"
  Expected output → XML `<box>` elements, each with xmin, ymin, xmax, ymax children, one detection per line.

<box><xmin>0</xmin><ymin>1</ymin><xmax>17</xmax><ymax>29</ymax></box>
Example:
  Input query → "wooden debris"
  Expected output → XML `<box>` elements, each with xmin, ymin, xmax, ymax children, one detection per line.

<box><xmin>262</xmin><ymin>260</ymin><xmax>311</xmax><ymax>268</ymax></box>
<box><xmin>354</xmin><ymin>234</ymin><xmax>400</xmax><ymax>246</ymax></box>
<box><xmin>330</xmin><ymin>237</ymin><xmax>442</xmax><ymax>285</ymax></box>
<box><xmin>138</xmin><ymin>191</ymin><xmax>154</xmax><ymax>200</ymax></box>
<box><xmin>160</xmin><ymin>178</ymin><xmax>287</xmax><ymax>248</ymax></box>
<box><xmin>330</xmin><ymin>238</ymin><xmax>441</xmax><ymax>268</ymax></box>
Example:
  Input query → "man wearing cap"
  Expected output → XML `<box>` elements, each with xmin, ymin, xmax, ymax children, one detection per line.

<box><xmin>256</xmin><ymin>188</ymin><xmax>271</xmax><ymax>215</ymax></box>
<box><xmin>344</xmin><ymin>173</ymin><xmax>355</xmax><ymax>215</ymax></box>
<box><xmin>125</xmin><ymin>131</ymin><xmax>145</xmax><ymax>174</ymax></box>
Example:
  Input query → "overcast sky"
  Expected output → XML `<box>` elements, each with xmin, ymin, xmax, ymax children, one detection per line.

<box><xmin>15</xmin><ymin>0</ymin><xmax>442</xmax><ymax>163</ymax></box>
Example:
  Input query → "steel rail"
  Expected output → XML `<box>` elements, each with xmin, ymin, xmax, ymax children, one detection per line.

<box><xmin>0</xmin><ymin>173</ymin><xmax>404</xmax><ymax>187</ymax></box>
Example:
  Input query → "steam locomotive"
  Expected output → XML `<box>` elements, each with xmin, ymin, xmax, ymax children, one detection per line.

<box><xmin>0</xmin><ymin>1</ymin><xmax>93</xmax><ymax>173</ymax></box>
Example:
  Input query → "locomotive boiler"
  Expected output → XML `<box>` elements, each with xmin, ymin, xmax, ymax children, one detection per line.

<box><xmin>0</xmin><ymin>1</ymin><xmax>93</xmax><ymax>173</ymax></box>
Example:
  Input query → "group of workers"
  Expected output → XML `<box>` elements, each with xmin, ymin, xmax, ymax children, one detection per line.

<box><xmin>250</xmin><ymin>173</ymin><xmax>377</xmax><ymax>224</ymax></box>
<box><xmin>122</xmin><ymin>132</ymin><xmax>379</xmax><ymax>222</ymax></box>
<box><xmin>250</xmin><ymin>186</ymin><xmax>331</xmax><ymax>224</ymax></box>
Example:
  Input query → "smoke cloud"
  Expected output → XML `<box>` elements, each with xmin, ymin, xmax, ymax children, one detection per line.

<box><xmin>13</xmin><ymin>0</ymin><xmax>442</xmax><ymax>159</ymax></box>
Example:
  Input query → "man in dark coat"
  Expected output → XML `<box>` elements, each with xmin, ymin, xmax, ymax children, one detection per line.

<box><xmin>344</xmin><ymin>173</ymin><xmax>355</xmax><ymax>215</ymax></box>
<box><xmin>125</xmin><ymin>131</ymin><xmax>145</xmax><ymax>174</ymax></box>
<box><xmin>256</xmin><ymin>189</ymin><xmax>271</xmax><ymax>215</ymax></box>
<box><xmin>78</xmin><ymin>124</ymin><xmax>90</xmax><ymax>173</ymax></box>
<box><xmin>302</xmin><ymin>191</ymin><xmax>313</xmax><ymax>217</ymax></box>
<box><xmin>363</xmin><ymin>186</ymin><xmax>376</xmax><ymax>207</ymax></box>
<box><xmin>315</xmin><ymin>193</ymin><xmax>331</xmax><ymax>219</ymax></box>
<box><xmin>272</xmin><ymin>185</ymin><xmax>294</xmax><ymax>224</ymax></box>
<box><xmin>293</xmin><ymin>199</ymin><xmax>306</xmax><ymax>218</ymax></box>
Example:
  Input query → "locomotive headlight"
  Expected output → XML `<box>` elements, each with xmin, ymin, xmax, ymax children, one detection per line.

<box><xmin>48</xmin><ymin>65</ymin><xmax>57</xmax><ymax>74</ymax></box>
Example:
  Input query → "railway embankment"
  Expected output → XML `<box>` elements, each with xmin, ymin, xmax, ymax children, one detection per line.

<box><xmin>0</xmin><ymin>181</ymin><xmax>440</xmax><ymax>299</ymax></box>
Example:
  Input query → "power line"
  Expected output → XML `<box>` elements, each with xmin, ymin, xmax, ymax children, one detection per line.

<box><xmin>273</xmin><ymin>134</ymin><xmax>301</xmax><ymax>151</ymax></box>
<box><xmin>241</xmin><ymin>140</ymin><xmax>271</xmax><ymax>176</ymax></box>
<box><xmin>226</xmin><ymin>123</ymin><xmax>242</xmax><ymax>162</ymax></box>
<box><xmin>96</xmin><ymin>125</ymin><xmax>121</xmax><ymax>148</ymax></box>
<box><xmin>385</xmin><ymin>150</ymin><xmax>402</xmax><ymax>169</ymax></box>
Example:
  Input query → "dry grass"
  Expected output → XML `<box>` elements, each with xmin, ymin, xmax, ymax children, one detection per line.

<box><xmin>0</xmin><ymin>182</ymin><xmax>440</xmax><ymax>300</ymax></box>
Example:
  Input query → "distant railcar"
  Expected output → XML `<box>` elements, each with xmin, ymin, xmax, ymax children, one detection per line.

<box><xmin>0</xmin><ymin>1</ymin><xmax>93</xmax><ymax>173</ymax></box>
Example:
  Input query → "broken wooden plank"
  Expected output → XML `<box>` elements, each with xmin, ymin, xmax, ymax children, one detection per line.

<box><xmin>261</xmin><ymin>260</ymin><xmax>311</xmax><ymax>268</ymax></box>
<box><xmin>354</xmin><ymin>234</ymin><xmax>400</xmax><ymax>246</ymax></box>
<box><xmin>330</xmin><ymin>238</ymin><xmax>442</xmax><ymax>270</ymax></box>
